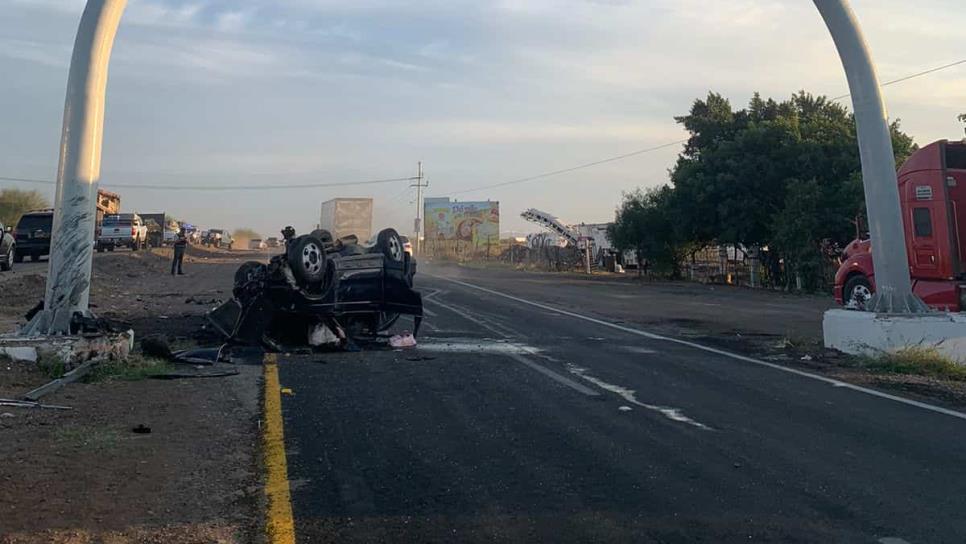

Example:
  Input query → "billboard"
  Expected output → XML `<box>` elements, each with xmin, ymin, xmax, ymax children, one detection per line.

<box><xmin>424</xmin><ymin>199</ymin><xmax>500</xmax><ymax>249</ymax></box>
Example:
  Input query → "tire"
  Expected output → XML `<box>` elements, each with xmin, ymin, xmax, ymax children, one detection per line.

<box><xmin>375</xmin><ymin>228</ymin><xmax>404</xmax><ymax>263</ymax></box>
<box><xmin>843</xmin><ymin>274</ymin><xmax>873</xmax><ymax>308</ymax></box>
<box><xmin>13</xmin><ymin>251</ymin><xmax>23</xmax><ymax>263</ymax></box>
<box><xmin>30</xmin><ymin>253</ymin><xmax>40</xmax><ymax>262</ymax></box>
<box><xmin>97</xmin><ymin>246</ymin><xmax>104</xmax><ymax>253</ymax></box>
<box><xmin>108</xmin><ymin>246</ymin><xmax>114</xmax><ymax>252</ymax></box>
<box><xmin>1</xmin><ymin>247</ymin><xmax>12</xmax><ymax>271</ymax></box>
<box><xmin>287</xmin><ymin>235</ymin><xmax>326</xmax><ymax>286</ymax></box>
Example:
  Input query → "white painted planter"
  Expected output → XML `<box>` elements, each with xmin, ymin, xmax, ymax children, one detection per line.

<box><xmin>824</xmin><ymin>309</ymin><xmax>966</xmax><ymax>363</ymax></box>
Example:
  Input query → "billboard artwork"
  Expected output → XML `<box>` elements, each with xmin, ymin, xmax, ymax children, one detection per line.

<box><xmin>424</xmin><ymin>199</ymin><xmax>500</xmax><ymax>249</ymax></box>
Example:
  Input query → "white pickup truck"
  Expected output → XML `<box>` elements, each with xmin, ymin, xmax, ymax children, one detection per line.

<box><xmin>97</xmin><ymin>213</ymin><xmax>148</xmax><ymax>252</ymax></box>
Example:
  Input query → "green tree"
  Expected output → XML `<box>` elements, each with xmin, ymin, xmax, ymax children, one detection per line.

<box><xmin>0</xmin><ymin>188</ymin><xmax>50</xmax><ymax>227</ymax></box>
<box><xmin>608</xmin><ymin>186</ymin><xmax>685</xmax><ymax>278</ymax></box>
<box><xmin>667</xmin><ymin>90</ymin><xmax>917</xmax><ymax>288</ymax></box>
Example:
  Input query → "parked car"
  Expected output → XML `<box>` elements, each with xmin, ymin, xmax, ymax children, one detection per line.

<box><xmin>0</xmin><ymin>221</ymin><xmax>15</xmax><ymax>271</ymax></box>
<box><xmin>13</xmin><ymin>209</ymin><xmax>54</xmax><ymax>262</ymax></box>
<box><xmin>248</xmin><ymin>239</ymin><xmax>266</xmax><ymax>250</ymax></box>
<box><xmin>97</xmin><ymin>213</ymin><xmax>148</xmax><ymax>252</ymax></box>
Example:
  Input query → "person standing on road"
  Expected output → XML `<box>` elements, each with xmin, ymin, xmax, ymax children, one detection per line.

<box><xmin>171</xmin><ymin>229</ymin><xmax>187</xmax><ymax>276</ymax></box>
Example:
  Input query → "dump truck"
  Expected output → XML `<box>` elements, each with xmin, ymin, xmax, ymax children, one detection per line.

<box><xmin>320</xmin><ymin>198</ymin><xmax>373</xmax><ymax>242</ymax></box>
<box><xmin>835</xmin><ymin>139</ymin><xmax>966</xmax><ymax>311</ymax></box>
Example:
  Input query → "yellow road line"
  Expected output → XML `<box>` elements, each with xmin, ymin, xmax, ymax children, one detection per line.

<box><xmin>263</xmin><ymin>352</ymin><xmax>296</xmax><ymax>544</ymax></box>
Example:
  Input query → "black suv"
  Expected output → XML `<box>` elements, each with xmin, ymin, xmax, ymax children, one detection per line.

<box><xmin>0</xmin><ymin>221</ymin><xmax>14</xmax><ymax>271</ymax></box>
<box><xmin>14</xmin><ymin>209</ymin><xmax>54</xmax><ymax>262</ymax></box>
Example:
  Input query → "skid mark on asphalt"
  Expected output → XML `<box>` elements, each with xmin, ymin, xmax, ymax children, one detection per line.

<box><xmin>419</xmin><ymin>337</ymin><xmax>540</xmax><ymax>354</ymax></box>
<box><xmin>425</xmin><ymin>293</ymin><xmax>718</xmax><ymax>426</ymax></box>
<box><xmin>424</xmin><ymin>297</ymin><xmax>598</xmax><ymax>397</ymax></box>
<box><xmin>566</xmin><ymin>364</ymin><xmax>711</xmax><ymax>430</ymax></box>
<box><xmin>429</xmin><ymin>275</ymin><xmax>966</xmax><ymax>423</ymax></box>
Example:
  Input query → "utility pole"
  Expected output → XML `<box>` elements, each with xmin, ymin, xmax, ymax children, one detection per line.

<box><xmin>410</xmin><ymin>162</ymin><xmax>429</xmax><ymax>256</ymax></box>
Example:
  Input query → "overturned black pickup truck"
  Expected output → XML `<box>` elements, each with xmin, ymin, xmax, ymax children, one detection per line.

<box><xmin>207</xmin><ymin>226</ymin><xmax>422</xmax><ymax>349</ymax></box>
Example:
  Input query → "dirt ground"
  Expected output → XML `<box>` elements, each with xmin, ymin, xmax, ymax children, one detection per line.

<box><xmin>0</xmin><ymin>246</ymin><xmax>265</xmax><ymax>543</ymax></box>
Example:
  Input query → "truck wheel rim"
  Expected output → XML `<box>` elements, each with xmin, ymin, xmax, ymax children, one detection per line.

<box><xmin>388</xmin><ymin>237</ymin><xmax>402</xmax><ymax>261</ymax></box>
<box><xmin>852</xmin><ymin>284</ymin><xmax>872</xmax><ymax>304</ymax></box>
<box><xmin>302</xmin><ymin>242</ymin><xmax>323</xmax><ymax>275</ymax></box>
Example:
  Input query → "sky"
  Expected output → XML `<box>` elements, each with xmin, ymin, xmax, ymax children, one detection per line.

<box><xmin>1</xmin><ymin>0</ymin><xmax>964</xmax><ymax>238</ymax></box>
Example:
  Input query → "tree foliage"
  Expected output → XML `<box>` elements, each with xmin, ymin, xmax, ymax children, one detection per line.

<box><xmin>0</xmin><ymin>188</ymin><xmax>50</xmax><ymax>227</ymax></box>
<box><xmin>609</xmin><ymin>90</ymin><xmax>918</xmax><ymax>289</ymax></box>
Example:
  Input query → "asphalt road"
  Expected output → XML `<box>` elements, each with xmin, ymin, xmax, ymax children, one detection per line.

<box><xmin>278</xmin><ymin>268</ymin><xmax>966</xmax><ymax>543</ymax></box>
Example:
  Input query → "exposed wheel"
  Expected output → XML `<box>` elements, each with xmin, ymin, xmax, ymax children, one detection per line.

<box><xmin>376</xmin><ymin>228</ymin><xmax>404</xmax><ymax>263</ymax></box>
<box><xmin>843</xmin><ymin>275</ymin><xmax>873</xmax><ymax>308</ymax></box>
<box><xmin>1</xmin><ymin>247</ymin><xmax>12</xmax><ymax>271</ymax></box>
<box><xmin>97</xmin><ymin>246</ymin><xmax>104</xmax><ymax>253</ymax></box>
<box><xmin>287</xmin><ymin>235</ymin><xmax>326</xmax><ymax>285</ymax></box>
<box><xmin>30</xmin><ymin>253</ymin><xmax>40</xmax><ymax>262</ymax></box>
<box><xmin>108</xmin><ymin>246</ymin><xmax>114</xmax><ymax>252</ymax></box>
<box><xmin>13</xmin><ymin>251</ymin><xmax>23</xmax><ymax>263</ymax></box>
<box><xmin>228</xmin><ymin>243</ymin><xmax>233</xmax><ymax>251</ymax></box>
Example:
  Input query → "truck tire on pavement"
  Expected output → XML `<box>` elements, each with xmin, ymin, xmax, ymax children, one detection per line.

<box><xmin>844</xmin><ymin>274</ymin><xmax>873</xmax><ymax>308</ymax></box>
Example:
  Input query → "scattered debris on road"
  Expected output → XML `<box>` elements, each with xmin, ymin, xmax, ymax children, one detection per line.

<box><xmin>0</xmin><ymin>398</ymin><xmax>72</xmax><ymax>410</ymax></box>
<box><xmin>389</xmin><ymin>332</ymin><xmax>417</xmax><ymax>349</ymax></box>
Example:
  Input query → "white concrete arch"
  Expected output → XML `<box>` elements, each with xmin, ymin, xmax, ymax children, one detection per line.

<box><xmin>27</xmin><ymin>0</ymin><xmax>927</xmax><ymax>335</ymax></box>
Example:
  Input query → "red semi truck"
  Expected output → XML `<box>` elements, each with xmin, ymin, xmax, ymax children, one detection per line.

<box><xmin>834</xmin><ymin>139</ymin><xmax>966</xmax><ymax>311</ymax></box>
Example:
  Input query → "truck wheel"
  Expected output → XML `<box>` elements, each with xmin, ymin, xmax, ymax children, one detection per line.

<box><xmin>287</xmin><ymin>235</ymin><xmax>326</xmax><ymax>286</ymax></box>
<box><xmin>30</xmin><ymin>253</ymin><xmax>40</xmax><ymax>262</ymax></box>
<box><xmin>97</xmin><ymin>245</ymin><xmax>104</xmax><ymax>253</ymax></box>
<box><xmin>844</xmin><ymin>275</ymin><xmax>873</xmax><ymax>308</ymax></box>
<box><xmin>108</xmin><ymin>246</ymin><xmax>114</xmax><ymax>252</ymax></box>
<box><xmin>13</xmin><ymin>251</ymin><xmax>23</xmax><ymax>263</ymax></box>
<box><xmin>376</xmin><ymin>228</ymin><xmax>404</xmax><ymax>263</ymax></box>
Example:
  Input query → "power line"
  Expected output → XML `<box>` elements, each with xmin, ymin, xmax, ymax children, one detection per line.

<box><xmin>0</xmin><ymin>175</ymin><xmax>418</xmax><ymax>191</ymax></box>
<box><xmin>448</xmin><ymin>139</ymin><xmax>686</xmax><ymax>196</ymax></box>
<box><xmin>3</xmin><ymin>58</ymin><xmax>962</xmax><ymax>196</ymax></box>
<box><xmin>449</xmin><ymin>57</ymin><xmax>965</xmax><ymax>197</ymax></box>
<box><xmin>831</xmin><ymin>58</ymin><xmax>966</xmax><ymax>101</ymax></box>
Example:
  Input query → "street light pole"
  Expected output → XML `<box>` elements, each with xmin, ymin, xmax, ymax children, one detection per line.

<box><xmin>411</xmin><ymin>162</ymin><xmax>428</xmax><ymax>256</ymax></box>
<box><xmin>24</xmin><ymin>0</ymin><xmax>128</xmax><ymax>335</ymax></box>
<box><xmin>812</xmin><ymin>0</ymin><xmax>928</xmax><ymax>314</ymax></box>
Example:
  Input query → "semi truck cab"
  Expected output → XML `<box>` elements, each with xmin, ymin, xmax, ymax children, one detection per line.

<box><xmin>835</xmin><ymin>139</ymin><xmax>966</xmax><ymax>311</ymax></box>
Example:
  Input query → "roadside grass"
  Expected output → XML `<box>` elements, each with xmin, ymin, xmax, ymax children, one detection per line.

<box><xmin>854</xmin><ymin>346</ymin><xmax>966</xmax><ymax>381</ymax></box>
<box><xmin>54</xmin><ymin>426</ymin><xmax>123</xmax><ymax>450</ymax></box>
<box><xmin>37</xmin><ymin>351</ymin><xmax>66</xmax><ymax>379</ymax></box>
<box><xmin>87</xmin><ymin>353</ymin><xmax>172</xmax><ymax>382</ymax></box>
